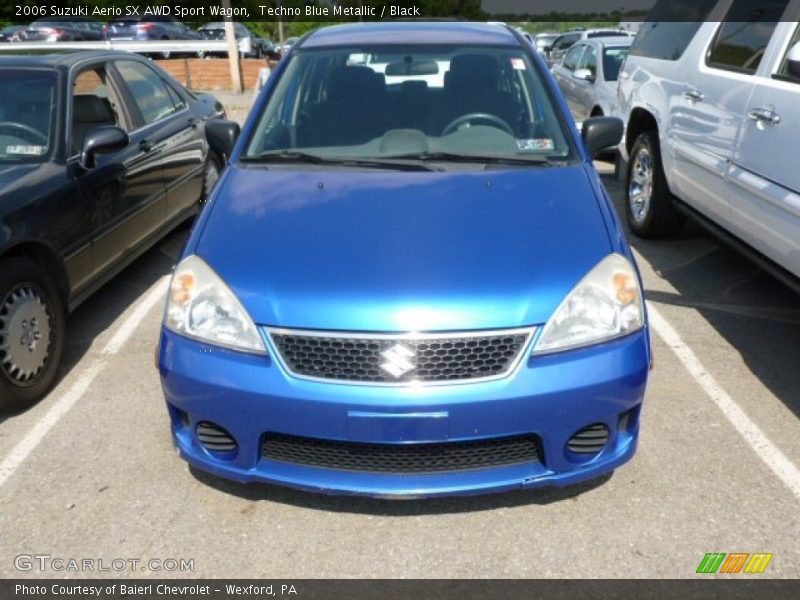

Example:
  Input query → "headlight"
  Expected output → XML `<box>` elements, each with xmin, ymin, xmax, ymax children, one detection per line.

<box><xmin>164</xmin><ymin>255</ymin><xmax>266</xmax><ymax>355</ymax></box>
<box><xmin>534</xmin><ymin>254</ymin><xmax>644</xmax><ymax>355</ymax></box>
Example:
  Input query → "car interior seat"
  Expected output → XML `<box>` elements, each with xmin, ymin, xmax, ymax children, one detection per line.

<box><xmin>72</xmin><ymin>94</ymin><xmax>117</xmax><ymax>154</ymax></box>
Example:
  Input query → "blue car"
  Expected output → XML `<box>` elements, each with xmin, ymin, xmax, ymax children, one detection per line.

<box><xmin>157</xmin><ymin>22</ymin><xmax>651</xmax><ymax>498</ymax></box>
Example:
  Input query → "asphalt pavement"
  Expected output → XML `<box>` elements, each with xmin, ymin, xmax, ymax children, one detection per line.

<box><xmin>0</xmin><ymin>96</ymin><xmax>798</xmax><ymax>578</ymax></box>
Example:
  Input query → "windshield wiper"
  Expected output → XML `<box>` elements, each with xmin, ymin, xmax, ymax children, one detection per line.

<box><xmin>241</xmin><ymin>151</ymin><xmax>436</xmax><ymax>172</ymax></box>
<box><xmin>383</xmin><ymin>152</ymin><xmax>563</xmax><ymax>166</ymax></box>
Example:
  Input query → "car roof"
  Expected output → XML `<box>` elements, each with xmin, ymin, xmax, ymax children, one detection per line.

<box><xmin>0</xmin><ymin>49</ymin><xmax>146</xmax><ymax>68</ymax></box>
<box><xmin>301</xmin><ymin>22</ymin><xmax>520</xmax><ymax>49</ymax></box>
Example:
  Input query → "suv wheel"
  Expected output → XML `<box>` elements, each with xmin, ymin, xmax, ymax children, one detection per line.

<box><xmin>0</xmin><ymin>258</ymin><xmax>66</xmax><ymax>412</ymax></box>
<box><xmin>626</xmin><ymin>131</ymin><xmax>685</xmax><ymax>238</ymax></box>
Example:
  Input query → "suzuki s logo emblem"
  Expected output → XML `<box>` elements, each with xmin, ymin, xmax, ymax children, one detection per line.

<box><xmin>380</xmin><ymin>343</ymin><xmax>416</xmax><ymax>378</ymax></box>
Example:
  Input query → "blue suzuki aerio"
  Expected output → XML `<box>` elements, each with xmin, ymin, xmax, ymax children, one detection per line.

<box><xmin>158</xmin><ymin>22</ymin><xmax>650</xmax><ymax>497</ymax></box>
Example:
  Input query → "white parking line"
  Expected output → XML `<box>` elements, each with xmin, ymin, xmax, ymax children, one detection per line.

<box><xmin>0</xmin><ymin>276</ymin><xmax>169</xmax><ymax>490</ymax></box>
<box><xmin>647</xmin><ymin>302</ymin><xmax>800</xmax><ymax>501</ymax></box>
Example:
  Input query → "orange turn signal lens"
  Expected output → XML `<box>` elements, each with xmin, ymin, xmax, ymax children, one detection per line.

<box><xmin>171</xmin><ymin>272</ymin><xmax>196</xmax><ymax>305</ymax></box>
<box><xmin>613</xmin><ymin>271</ymin><xmax>638</xmax><ymax>305</ymax></box>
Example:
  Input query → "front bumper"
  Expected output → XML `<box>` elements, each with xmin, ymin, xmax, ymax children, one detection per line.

<box><xmin>158</xmin><ymin>327</ymin><xmax>650</xmax><ymax>498</ymax></box>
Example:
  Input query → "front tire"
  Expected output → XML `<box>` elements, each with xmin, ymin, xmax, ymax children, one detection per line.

<box><xmin>0</xmin><ymin>258</ymin><xmax>66</xmax><ymax>412</ymax></box>
<box><xmin>201</xmin><ymin>154</ymin><xmax>221</xmax><ymax>206</ymax></box>
<box><xmin>626</xmin><ymin>131</ymin><xmax>685</xmax><ymax>238</ymax></box>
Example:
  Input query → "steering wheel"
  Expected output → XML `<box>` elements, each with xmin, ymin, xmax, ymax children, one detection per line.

<box><xmin>442</xmin><ymin>113</ymin><xmax>513</xmax><ymax>136</ymax></box>
<box><xmin>0</xmin><ymin>122</ymin><xmax>48</xmax><ymax>145</ymax></box>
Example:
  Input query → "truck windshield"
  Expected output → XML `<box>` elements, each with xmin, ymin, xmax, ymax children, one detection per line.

<box><xmin>245</xmin><ymin>44</ymin><xmax>574</xmax><ymax>164</ymax></box>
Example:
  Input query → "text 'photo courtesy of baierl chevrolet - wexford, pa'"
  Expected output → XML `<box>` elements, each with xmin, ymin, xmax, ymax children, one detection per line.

<box><xmin>0</xmin><ymin>0</ymin><xmax>798</xmax><ymax>598</ymax></box>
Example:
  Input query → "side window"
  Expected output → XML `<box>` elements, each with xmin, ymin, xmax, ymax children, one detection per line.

<box><xmin>629</xmin><ymin>0</ymin><xmax>717</xmax><ymax>61</ymax></box>
<box><xmin>777</xmin><ymin>25</ymin><xmax>800</xmax><ymax>83</ymax></box>
<box><xmin>115</xmin><ymin>60</ymin><xmax>179</xmax><ymax>125</ymax></box>
<box><xmin>578</xmin><ymin>46</ymin><xmax>597</xmax><ymax>78</ymax></box>
<box><xmin>563</xmin><ymin>45</ymin><xmax>585</xmax><ymax>71</ymax></box>
<box><xmin>164</xmin><ymin>82</ymin><xmax>187</xmax><ymax>112</ymax></box>
<box><xmin>71</xmin><ymin>66</ymin><xmax>123</xmax><ymax>154</ymax></box>
<box><xmin>707</xmin><ymin>0</ymin><xmax>790</xmax><ymax>74</ymax></box>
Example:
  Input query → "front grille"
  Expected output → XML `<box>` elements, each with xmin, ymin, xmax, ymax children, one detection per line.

<box><xmin>196</xmin><ymin>421</ymin><xmax>237</xmax><ymax>453</ymax></box>
<box><xmin>268</xmin><ymin>328</ymin><xmax>533</xmax><ymax>385</ymax></box>
<box><xmin>567</xmin><ymin>423</ymin><xmax>610</xmax><ymax>455</ymax></box>
<box><xmin>262</xmin><ymin>433</ymin><xmax>541</xmax><ymax>474</ymax></box>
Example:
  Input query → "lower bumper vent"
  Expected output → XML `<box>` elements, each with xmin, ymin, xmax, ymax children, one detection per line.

<box><xmin>262</xmin><ymin>433</ymin><xmax>540</xmax><ymax>474</ymax></box>
<box><xmin>196</xmin><ymin>421</ymin><xmax>237</xmax><ymax>453</ymax></box>
<box><xmin>567</xmin><ymin>423</ymin><xmax>610</xmax><ymax>455</ymax></box>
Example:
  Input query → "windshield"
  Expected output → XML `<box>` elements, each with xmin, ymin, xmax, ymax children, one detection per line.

<box><xmin>0</xmin><ymin>69</ymin><xmax>56</xmax><ymax>163</ymax></box>
<box><xmin>245</xmin><ymin>44</ymin><xmax>574</xmax><ymax>165</ymax></box>
<box><xmin>603</xmin><ymin>47</ymin><xmax>630</xmax><ymax>81</ymax></box>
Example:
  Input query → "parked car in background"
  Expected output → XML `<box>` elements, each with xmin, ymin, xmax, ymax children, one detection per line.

<box><xmin>547</xmin><ymin>29</ymin><xmax>632</xmax><ymax>66</ymax></box>
<box><xmin>158</xmin><ymin>22</ymin><xmax>647</xmax><ymax>498</ymax></box>
<box><xmin>0</xmin><ymin>25</ymin><xmax>25</xmax><ymax>43</ymax></box>
<box><xmin>516</xmin><ymin>29</ymin><xmax>534</xmax><ymax>46</ymax></box>
<box><xmin>551</xmin><ymin>36</ymin><xmax>633</xmax><ymax>123</ymax></box>
<box><xmin>198</xmin><ymin>22</ymin><xmax>278</xmax><ymax>59</ymax></box>
<box><xmin>275</xmin><ymin>36</ymin><xmax>298</xmax><ymax>58</ymax></box>
<box><xmin>19</xmin><ymin>17</ymin><xmax>104</xmax><ymax>42</ymax></box>
<box><xmin>531</xmin><ymin>32</ymin><xmax>559</xmax><ymax>56</ymax></box>
<box><xmin>104</xmin><ymin>15</ymin><xmax>201</xmax><ymax>58</ymax></box>
<box><xmin>619</xmin><ymin>0</ymin><xmax>800</xmax><ymax>290</ymax></box>
<box><xmin>0</xmin><ymin>50</ymin><xmax>225</xmax><ymax>412</ymax></box>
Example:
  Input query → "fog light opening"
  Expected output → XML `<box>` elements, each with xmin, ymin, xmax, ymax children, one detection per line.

<box><xmin>618</xmin><ymin>407</ymin><xmax>638</xmax><ymax>434</ymax></box>
<box><xmin>196</xmin><ymin>421</ymin><xmax>238</xmax><ymax>456</ymax></box>
<box><xmin>566</xmin><ymin>423</ymin><xmax>610</xmax><ymax>458</ymax></box>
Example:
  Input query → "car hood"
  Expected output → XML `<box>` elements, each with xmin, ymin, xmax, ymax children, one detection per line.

<box><xmin>195</xmin><ymin>164</ymin><xmax>612</xmax><ymax>331</ymax></box>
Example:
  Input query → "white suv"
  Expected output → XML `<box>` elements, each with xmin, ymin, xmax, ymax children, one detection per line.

<box><xmin>619</xmin><ymin>0</ymin><xmax>800</xmax><ymax>286</ymax></box>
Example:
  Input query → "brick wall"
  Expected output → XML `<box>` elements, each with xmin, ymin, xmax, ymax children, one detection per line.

<box><xmin>155</xmin><ymin>58</ymin><xmax>276</xmax><ymax>91</ymax></box>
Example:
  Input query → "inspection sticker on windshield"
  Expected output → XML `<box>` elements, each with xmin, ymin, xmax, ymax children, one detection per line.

<box><xmin>517</xmin><ymin>138</ymin><xmax>554</xmax><ymax>151</ymax></box>
<box><xmin>511</xmin><ymin>58</ymin><xmax>526</xmax><ymax>70</ymax></box>
<box><xmin>6</xmin><ymin>145</ymin><xmax>45</xmax><ymax>156</ymax></box>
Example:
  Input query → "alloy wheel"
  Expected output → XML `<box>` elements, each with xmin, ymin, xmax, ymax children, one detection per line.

<box><xmin>628</xmin><ymin>146</ymin><xmax>654</xmax><ymax>225</ymax></box>
<box><xmin>0</xmin><ymin>284</ymin><xmax>53</xmax><ymax>386</ymax></box>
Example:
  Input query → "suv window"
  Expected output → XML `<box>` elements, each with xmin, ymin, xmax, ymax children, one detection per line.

<box><xmin>563</xmin><ymin>45</ymin><xmax>585</xmax><ymax>70</ymax></box>
<box><xmin>578</xmin><ymin>46</ymin><xmax>597</xmax><ymax>79</ymax></box>
<box><xmin>587</xmin><ymin>31</ymin><xmax>624</xmax><ymax>39</ymax></box>
<box><xmin>777</xmin><ymin>25</ymin><xmax>800</xmax><ymax>83</ymax></box>
<box><xmin>603</xmin><ymin>46</ymin><xmax>630</xmax><ymax>81</ymax></box>
<box><xmin>707</xmin><ymin>0</ymin><xmax>790</xmax><ymax>74</ymax></box>
<box><xmin>116</xmin><ymin>60</ymin><xmax>180</xmax><ymax>125</ymax></box>
<box><xmin>629</xmin><ymin>0</ymin><xmax>716</xmax><ymax>61</ymax></box>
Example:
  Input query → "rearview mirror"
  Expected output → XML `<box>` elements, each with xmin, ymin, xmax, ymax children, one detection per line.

<box><xmin>787</xmin><ymin>41</ymin><xmax>800</xmax><ymax>78</ymax></box>
<box><xmin>573</xmin><ymin>68</ymin><xmax>595</xmax><ymax>82</ymax></box>
<box><xmin>385</xmin><ymin>60</ymin><xmax>439</xmax><ymax>76</ymax></box>
<box><xmin>80</xmin><ymin>125</ymin><xmax>128</xmax><ymax>170</ymax></box>
<box><xmin>581</xmin><ymin>116</ymin><xmax>624</xmax><ymax>156</ymax></box>
<box><xmin>206</xmin><ymin>120</ymin><xmax>241</xmax><ymax>162</ymax></box>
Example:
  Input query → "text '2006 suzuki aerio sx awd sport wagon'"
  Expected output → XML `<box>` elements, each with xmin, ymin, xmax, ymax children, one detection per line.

<box><xmin>157</xmin><ymin>22</ymin><xmax>651</xmax><ymax>498</ymax></box>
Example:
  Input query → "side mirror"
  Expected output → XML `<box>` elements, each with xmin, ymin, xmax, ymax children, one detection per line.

<box><xmin>206</xmin><ymin>119</ymin><xmax>240</xmax><ymax>163</ymax></box>
<box><xmin>787</xmin><ymin>41</ymin><xmax>800</xmax><ymax>78</ymax></box>
<box><xmin>573</xmin><ymin>68</ymin><xmax>595</xmax><ymax>82</ymax></box>
<box><xmin>80</xmin><ymin>125</ymin><xmax>128</xmax><ymax>170</ymax></box>
<box><xmin>581</xmin><ymin>116</ymin><xmax>624</xmax><ymax>156</ymax></box>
